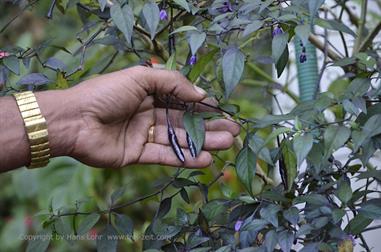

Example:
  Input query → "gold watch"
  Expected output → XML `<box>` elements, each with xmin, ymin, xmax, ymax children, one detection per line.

<box><xmin>13</xmin><ymin>91</ymin><xmax>50</xmax><ymax>168</ymax></box>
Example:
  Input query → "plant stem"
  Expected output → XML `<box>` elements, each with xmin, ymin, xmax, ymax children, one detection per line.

<box><xmin>358</xmin><ymin>21</ymin><xmax>381</xmax><ymax>52</ymax></box>
<box><xmin>353</xmin><ymin>0</ymin><xmax>368</xmax><ymax>54</ymax></box>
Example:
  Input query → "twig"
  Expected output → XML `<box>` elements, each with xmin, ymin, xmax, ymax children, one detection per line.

<box><xmin>358</xmin><ymin>21</ymin><xmax>381</xmax><ymax>52</ymax></box>
<box><xmin>353</xmin><ymin>0</ymin><xmax>368</xmax><ymax>54</ymax></box>
<box><xmin>308</xmin><ymin>35</ymin><xmax>341</xmax><ymax>61</ymax></box>
<box><xmin>46</xmin><ymin>0</ymin><xmax>57</xmax><ymax>19</ymax></box>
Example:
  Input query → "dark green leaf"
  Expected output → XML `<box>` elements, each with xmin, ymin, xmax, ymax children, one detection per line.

<box><xmin>359</xmin><ymin>199</ymin><xmax>381</xmax><ymax>219</ymax></box>
<box><xmin>235</xmin><ymin>146</ymin><xmax>256</xmax><ymax>194</ymax></box>
<box><xmin>345</xmin><ymin>78</ymin><xmax>371</xmax><ymax>98</ymax></box>
<box><xmin>281</xmin><ymin>140</ymin><xmax>297</xmax><ymax>191</ymax></box>
<box><xmin>77</xmin><ymin>213</ymin><xmax>100</xmax><ymax>235</ymax></box>
<box><xmin>276</xmin><ymin>44</ymin><xmax>289</xmax><ymax>77</ymax></box>
<box><xmin>249</xmin><ymin>134</ymin><xmax>273</xmax><ymax>165</ymax></box>
<box><xmin>152</xmin><ymin>219</ymin><xmax>181</xmax><ymax>237</ymax></box>
<box><xmin>96</xmin><ymin>224</ymin><xmax>118</xmax><ymax>252</ymax></box>
<box><xmin>110</xmin><ymin>3</ymin><xmax>134</xmax><ymax>45</ymax></box>
<box><xmin>170</xmin><ymin>26</ymin><xmax>198</xmax><ymax>35</ymax></box>
<box><xmin>272</xmin><ymin>32</ymin><xmax>289</xmax><ymax>64</ymax></box>
<box><xmin>293</xmin><ymin>134</ymin><xmax>313</xmax><ymax>166</ymax></box>
<box><xmin>283</xmin><ymin>207</ymin><xmax>300</xmax><ymax>225</ymax></box>
<box><xmin>260</xmin><ymin>204</ymin><xmax>281</xmax><ymax>227</ymax></box>
<box><xmin>114</xmin><ymin>213</ymin><xmax>133</xmax><ymax>237</ymax></box>
<box><xmin>173</xmin><ymin>178</ymin><xmax>195</xmax><ymax>188</ymax></box>
<box><xmin>157</xmin><ymin>197</ymin><xmax>172</xmax><ymax>218</ymax></box>
<box><xmin>222</xmin><ymin>47</ymin><xmax>245</xmax><ymax>98</ymax></box>
<box><xmin>176</xmin><ymin>208</ymin><xmax>189</xmax><ymax>226</ymax></box>
<box><xmin>141</xmin><ymin>2</ymin><xmax>160</xmax><ymax>40</ymax></box>
<box><xmin>180</xmin><ymin>188</ymin><xmax>190</xmax><ymax>204</ymax></box>
<box><xmin>335</xmin><ymin>178</ymin><xmax>352</xmax><ymax>204</ymax></box>
<box><xmin>110</xmin><ymin>186</ymin><xmax>125</xmax><ymax>205</ymax></box>
<box><xmin>344</xmin><ymin>214</ymin><xmax>372</xmax><ymax>235</ymax></box>
<box><xmin>183</xmin><ymin>112</ymin><xmax>205</xmax><ymax>155</ymax></box>
<box><xmin>323</xmin><ymin>125</ymin><xmax>350</xmax><ymax>158</ymax></box>
<box><xmin>3</xmin><ymin>56</ymin><xmax>20</xmax><ymax>75</ymax></box>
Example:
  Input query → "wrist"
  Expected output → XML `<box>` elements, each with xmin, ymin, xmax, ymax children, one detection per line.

<box><xmin>35</xmin><ymin>89</ymin><xmax>81</xmax><ymax>158</ymax></box>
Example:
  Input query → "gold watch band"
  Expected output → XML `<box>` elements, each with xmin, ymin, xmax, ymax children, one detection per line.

<box><xmin>13</xmin><ymin>91</ymin><xmax>50</xmax><ymax>169</ymax></box>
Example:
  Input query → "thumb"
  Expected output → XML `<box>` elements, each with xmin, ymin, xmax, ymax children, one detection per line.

<box><xmin>135</xmin><ymin>67</ymin><xmax>207</xmax><ymax>102</ymax></box>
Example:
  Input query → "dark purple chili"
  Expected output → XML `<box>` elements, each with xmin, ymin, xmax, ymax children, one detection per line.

<box><xmin>166</xmin><ymin>104</ymin><xmax>185</xmax><ymax>162</ymax></box>
<box><xmin>186</xmin><ymin>132</ymin><xmax>197</xmax><ymax>158</ymax></box>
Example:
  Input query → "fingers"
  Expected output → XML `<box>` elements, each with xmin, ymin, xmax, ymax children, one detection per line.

<box><xmin>132</xmin><ymin>66</ymin><xmax>207</xmax><ymax>102</ymax></box>
<box><xmin>153</xmin><ymin>125</ymin><xmax>235</xmax><ymax>150</ymax></box>
<box><xmin>137</xmin><ymin>143</ymin><xmax>212</xmax><ymax>168</ymax></box>
<box><xmin>154</xmin><ymin>108</ymin><xmax>240</xmax><ymax>136</ymax></box>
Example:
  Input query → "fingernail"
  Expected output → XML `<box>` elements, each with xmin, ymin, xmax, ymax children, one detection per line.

<box><xmin>194</xmin><ymin>85</ymin><xmax>207</xmax><ymax>96</ymax></box>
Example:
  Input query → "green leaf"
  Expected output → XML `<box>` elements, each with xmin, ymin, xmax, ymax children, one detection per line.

<box><xmin>345</xmin><ymin>214</ymin><xmax>372</xmax><ymax>235</ymax></box>
<box><xmin>235</xmin><ymin>146</ymin><xmax>256</xmax><ymax>195</ymax></box>
<box><xmin>110</xmin><ymin>186</ymin><xmax>125</xmax><ymax>205</ymax></box>
<box><xmin>114</xmin><ymin>213</ymin><xmax>133</xmax><ymax>237</ymax></box>
<box><xmin>187</xmin><ymin>31</ymin><xmax>206</xmax><ymax>56</ymax></box>
<box><xmin>188</xmin><ymin>48</ymin><xmax>218</xmax><ymax>82</ymax></box>
<box><xmin>264</xmin><ymin>230</ymin><xmax>278</xmax><ymax>252</ymax></box>
<box><xmin>276</xmin><ymin>44</ymin><xmax>289</xmax><ymax>77</ymax></box>
<box><xmin>77</xmin><ymin>213</ymin><xmax>100</xmax><ymax>235</ymax></box>
<box><xmin>278</xmin><ymin>230</ymin><xmax>294</xmax><ymax>252</ymax></box>
<box><xmin>183</xmin><ymin>112</ymin><xmax>205</xmax><ymax>155</ymax></box>
<box><xmin>315</xmin><ymin>18</ymin><xmax>356</xmax><ymax>37</ymax></box>
<box><xmin>173</xmin><ymin>0</ymin><xmax>190</xmax><ymax>12</ymax></box>
<box><xmin>180</xmin><ymin>188</ymin><xmax>190</xmax><ymax>203</ymax></box>
<box><xmin>293</xmin><ymin>134</ymin><xmax>313</xmax><ymax>166</ymax></box>
<box><xmin>272</xmin><ymin>32</ymin><xmax>289</xmax><ymax>64</ymax></box>
<box><xmin>359</xmin><ymin>199</ymin><xmax>381</xmax><ymax>219</ymax></box>
<box><xmin>281</xmin><ymin>140</ymin><xmax>297</xmax><ymax>191</ymax></box>
<box><xmin>344</xmin><ymin>78</ymin><xmax>371</xmax><ymax>98</ymax></box>
<box><xmin>141</xmin><ymin>2</ymin><xmax>160</xmax><ymax>40</ymax></box>
<box><xmin>283</xmin><ymin>207</ymin><xmax>300</xmax><ymax>225</ymax></box>
<box><xmin>110</xmin><ymin>3</ymin><xmax>134</xmax><ymax>45</ymax></box>
<box><xmin>26</xmin><ymin>229</ymin><xmax>51</xmax><ymax>252</ymax></box>
<box><xmin>176</xmin><ymin>208</ymin><xmax>189</xmax><ymax>226</ymax></box>
<box><xmin>260</xmin><ymin>204</ymin><xmax>281</xmax><ymax>227</ymax></box>
<box><xmin>170</xmin><ymin>26</ymin><xmax>198</xmax><ymax>35</ymax></box>
<box><xmin>242</xmin><ymin>20</ymin><xmax>264</xmax><ymax>37</ymax></box>
<box><xmin>295</xmin><ymin>24</ymin><xmax>311</xmax><ymax>45</ymax></box>
<box><xmin>96</xmin><ymin>224</ymin><xmax>118</xmax><ymax>252</ymax></box>
<box><xmin>3</xmin><ymin>56</ymin><xmax>20</xmax><ymax>75</ymax></box>
<box><xmin>323</xmin><ymin>125</ymin><xmax>350</xmax><ymax>158</ymax></box>
<box><xmin>335</xmin><ymin>178</ymin><xmax>352</xmax><ymax>204</ymax></box>
<box><xmin>222</xmin><ymin>47</ymin><xmax>245</xmax><ymax>98</ymax></box>
<box><xmin>157</xmin><ymin>197</ymin><xmax>172</xmax><ymax>218</ymax></box>
<box><xmin>259</xmin><ymin>127</ymin><xmax>291</xmax><ymax>153</ymax></box>
<box><xmin>248</xmin><ymin>134</ymin><xmax>274</xmax><ymax>165</ymax></box>
<box><xmin>152</xmin><ymin>219</ymin><xmax>181</xmax><ymax>237</ymax></box>
<box><xmin>165</xmin><ymin>53</ymin><xmax>176</xmax><ymax>70</ymax></box>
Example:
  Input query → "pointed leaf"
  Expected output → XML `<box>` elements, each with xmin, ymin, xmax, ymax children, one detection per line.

<box><xmin>183</xmin><ymin>112</ymin><xmax>205</xmax><ymax>155</ymax></box>
<box><xmin>77</xmin><ymin>213</ymin><xmax>100</xmax><ymax>235</ymax></box>
<box><xmin>17</xmin><ymin>73</ymin><xmax>50</xmax><ymax>86</ymax></box>
<box><xmin>141</xmin><ymin>2</ymin><xmax>160</xmax><ymax>40</ymax></box>
<box><xmin>114</xmin><ymin>213</ymin><xmax>133</xmax><ymax>237</ymax></box>
<box><xmin>110</xmin><ymin>3</ymin><xmax>134</xmax><ymax>45</ymax></box>
<box><xmin>3</xmin><ymin>55</ymin><xmax>20</xmax><ymax>75</ymax></box>
<box><xmin>235</xmin><ymin>146</ymin><xmax>256</xmax><ymax>194</ymax></box>
<box><xmin>187</xmin><ymin>31</ymin><xmax>206</xmax><ymax>55</ymax></box>
<box><xmin>222</xmin><ymin>47</ymin><xmax>245</xmax><ymax>98</ymax></box>
<box><xmin>272</xmin><ymin>32</ymin><xmax>288</xmax><ymax>64</ymax></box>
<box><xmin>293</xmin><ymin>134</ymin><xmax>313</xmax><ymax>166</ymax></box>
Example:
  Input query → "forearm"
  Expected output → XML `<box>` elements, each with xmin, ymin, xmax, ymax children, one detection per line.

<box><xmin>0</xmin><ymin>90</ymin><xmax>81</xmax><ymax>172</ymax></box>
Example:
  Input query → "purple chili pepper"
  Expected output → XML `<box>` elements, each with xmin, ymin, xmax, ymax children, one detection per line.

<box><xmin>186</xmin><ymin>132</ymin><xmax>197</xmax><ymax>158</ymax></box>
<box><xmin>234</xmin><ymin>220</ymin><xmax>243</xmax><ymax>232</ymax></box>
<box><xmin>189</xmin><ymin>55</ymin><xmax>197</xmax><ymax>65</ymax></box>
<box><xmin>159</xmin><ymin>9</ymin><xmax>168</xmax><ymax>21</ymax></box>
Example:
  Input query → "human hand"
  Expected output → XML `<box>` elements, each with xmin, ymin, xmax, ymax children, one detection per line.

<box><xmin>41</xmin><ymin>66</ymin><xmax>240</xmax><ymax>169</ymax></box>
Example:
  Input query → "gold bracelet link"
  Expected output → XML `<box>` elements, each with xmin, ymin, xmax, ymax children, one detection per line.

<box><xmin>13</xmin><ymin>91</ymin><xmax>50</xmax><ymax>169</ymax></box>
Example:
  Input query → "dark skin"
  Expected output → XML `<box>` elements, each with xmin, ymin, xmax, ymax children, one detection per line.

<box><xmin>0</xmin><ymin>66</ymin><xmax>240</xmax><ymax>172</ymax></box>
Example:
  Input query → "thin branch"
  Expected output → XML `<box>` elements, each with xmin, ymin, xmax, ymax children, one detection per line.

<box><xmin>309</xmin><ymin>35</ymin><xmax>341</xmax><ymax>61</ymax></box>
<box><xmin>353</xmin><ymin>0</ymin><xmax>368</xmax><ymax>54</ymax></box>
<box><xmin>358</xmin><ymin>21</ymin><xmax>381</xmax><ymax>52</ymax></box>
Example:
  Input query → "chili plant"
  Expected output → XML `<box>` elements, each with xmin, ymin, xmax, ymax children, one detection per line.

<box><xmin>1</xmin><ymin>0</ymin><xmax>381</xmax><ymax>252</ymax></box>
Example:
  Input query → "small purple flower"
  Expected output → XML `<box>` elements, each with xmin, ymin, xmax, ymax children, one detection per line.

<box><xmin>299</xmin><ymin>52</ymin><xmax>307</xmax><ymax>63</ymax></box>
<box><xmin>234</xmin><ymin>220</ymin><xmax>243</xmax><ymax>232</ymax></box>
<box><xmin>272</xmin><ymin>26</ymin><xmax>283</xmax><ymax>37</ymax></box>
<box><xmin>189</xmin><ymin>55</ymin><xmax>197</xmax><ymax>65</ymax></box>
<box><xmin>159</xmin><ymin>9</ymin><xmax>168</xmax><ymax>21</ymax></box>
